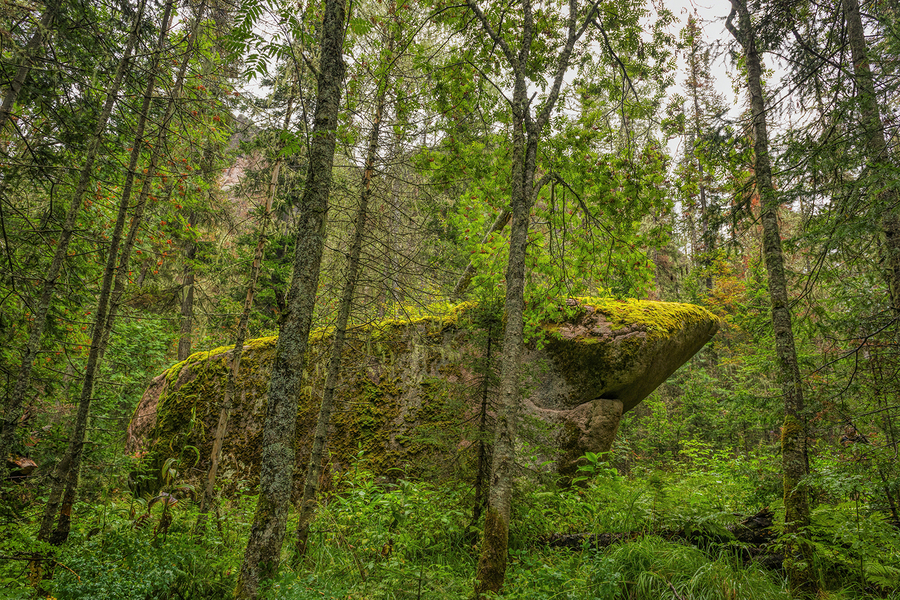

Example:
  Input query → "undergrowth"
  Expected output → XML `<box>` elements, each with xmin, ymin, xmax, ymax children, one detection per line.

<box><xmin>2</xmin><ymin>450</ymin><xmax>899</xmax><ymax>599</ymax></box>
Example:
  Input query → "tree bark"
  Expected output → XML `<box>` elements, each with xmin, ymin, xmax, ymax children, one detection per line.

<box><xmin>234</xmin><ymin>0</ymin><xmax>347</xmax><ymax>594</ymax></box>
<box><xmin>177</xmin><ymin>212</ymin><xmax>198</xmax><ymax>361</ymax></box>
<box><xmin>841</xmin><ymin>0</ymin><xmax>900</xmax><ymax>318</ymax></box>
<box><xmin>99</xmin><ymin>182</ymin><xmax>175</xmax><ymax>361</ymax></box>
<box><xmin>0</xmin><ymin>0</ymin><xmax>147</xmax><ymax>479</ymax></box>
<box><xmin>467</xmin><ymin>0</ymin><xmax>594</xmax><ymax>594</ymax></box>
<box><xmin>293</xmin><ymin>43</ymin><xmax>391</xmax><ymax>558</ymax></box>
<box><xmin>196</xmin><ymin>95</ymin><xmax>295</xmax><ymax>533</ymax></box>
<box><xmin>473</xmin><ymin>80</ymin><xmax>532</xmax><ymax>599</ymax></box>
<box><xmin>469</xmin><ymin>321</ymin><xmax>495</xmax><ymax>533</ymax></box>
<box><xmin>726</xmin><ymin>2</ymin><xmax>815</xmax><ymax>595</ymax></box>
<box><xmin>686</xmin><ymin>20</ymin><xmax>713</xmax><ymax>290</ymax></box>
<box><xmin>0</xmin><ymin>0</ymin><xmax>60</xmax><ymax>136</ymax></box>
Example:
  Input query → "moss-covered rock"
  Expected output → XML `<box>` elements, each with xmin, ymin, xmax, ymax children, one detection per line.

<box><xmin>127</xmin><ymin>299</ymin><xmax>717</xmax><ymax>491</ymax></box>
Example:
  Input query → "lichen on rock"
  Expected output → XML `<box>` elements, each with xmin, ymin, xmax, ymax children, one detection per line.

<box><xmin>127</xmin><ymin>299</ymin><xmax>718</xmax><ymax>491</ymax></box>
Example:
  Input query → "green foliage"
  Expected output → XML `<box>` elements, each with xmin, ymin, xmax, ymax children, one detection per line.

<box><xmin>267</xmin><ymin>463</ymin><xmax>475</xmax><ymax>599</ymax></box>
<box><xmin>807</xmin><ymin>501</ymin><xmax>900</xmax><ymax>589</ymax></box>
<box><xmin>4</xmin><ymin>445</ymin><xmax>899</xmax><ymax>599</ymax></box>
<box><xmin>581</xmin><ymin>537</ymin><xmax>786</xmax><ymax>600</ymax></box>
<box><xmin>4</xmin><ymin>2</ymin><xmax>900</xmax><ymax>600</ymax></box>
<box><xmin>47</xmin><ymin>528</ymin><xmax>236</xmax><ymax>600</ymax></box>
<box><xmin>499</xmin><ymin>537</ymin><xmax>790</xmax><ymax>600</ymax></box>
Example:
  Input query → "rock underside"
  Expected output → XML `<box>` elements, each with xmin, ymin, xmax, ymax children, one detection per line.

<box><xmin>126</xmin><ymin>299</ymin><xmax>718</xmax><ymax>491</ymax></box>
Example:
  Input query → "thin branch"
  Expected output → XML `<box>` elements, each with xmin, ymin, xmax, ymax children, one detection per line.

<box><xmin>465</xmin><ymin>57</ymin><xmax>511</xmax><ymax>104</ymax></box>
<box><xmin>534</xmin><ymin>0</ymin><xmax>599</xmax><ymax>130</ymax></box>
<box><xmin>465</xmin><ymin>0</ymin><xmax>517</xmax><ymax>69</ymax></box>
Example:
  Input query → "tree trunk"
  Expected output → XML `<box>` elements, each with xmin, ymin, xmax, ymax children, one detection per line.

<box><xmin>688</xmin><ymin>48</ymin><xmax>712</xmax><ymax>291</ymax></box>
<box><xmin>293</xmin><ymin>48</ymin><xmax>390</xmax><ymax>558</ymax></box>
<box><xmin>177</xmin><ymin>213</ymin><xmax>198</xmax><ymax>361</ymax></box>
<box><xmin>469</xmin><ymin>321</ymin><xmax>495</xmax><ymax>533</ymax></box>
<box><xmin>99</xmin><ymin>186</ymin><xmax>176</xmax><ymax>360</ymax></box>
<box><xmin>0</xmin><ymin>0</ymin><xmax>148</xmax><ymax>479</ymax></box>
<box><xmin>37</xmin><ymin>0</ymin><xmax>201</xmax><ymax>545</ymax></box>
<box><xmin>234</xmin><ymin>0</ymin><xmax>347</xmax><ymax>594</ymax></box>
<box><xmin>0</xmin><ymin>0</ymin><xmax>60</xmax><ymax>135</ymax></box>
<box><xmin>196</xmin><ymin>95</ymin><xmax>295</xmax><ymax>533</ymax></box>
<box><xmin>726</xmin><ymin>2</ymin><xmax>815</xmax><ymax>595</ymax></box>
<box><xmin>473</xmin><ymin>83</ymin><xmax>532</xmax><ymax>598</ymax></box>
<box><xmin>841</xmin><ymin>0</ymin><xmax>900</xmax><ymax>317</ymax></box>
<box><xmin>466</xmin><ymin>0</ymin><xmax>592</xmax><ymax>593</ymax></box>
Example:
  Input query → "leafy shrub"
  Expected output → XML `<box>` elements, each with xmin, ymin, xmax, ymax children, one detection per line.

<box><xmin>47</xmin><ymin>528</ymin><xmax>235</xmax><ymax>600</ymax></box>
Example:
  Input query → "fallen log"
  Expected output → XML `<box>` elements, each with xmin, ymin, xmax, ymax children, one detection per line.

<box><xmin>538</xmin><ymin>507</ymin><xmax>783</xmax><ymax>570</ymax></box>
<box><xmin>5</xmin><ymin>456</ymin><xmax>37</xmax><ymax>482</ymax></box>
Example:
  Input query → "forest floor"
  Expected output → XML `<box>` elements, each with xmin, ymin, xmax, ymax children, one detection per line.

<box><xmin>2</xmin><ymin>451</ymin><xmax>900</xmax><ymax>599</ymax></box>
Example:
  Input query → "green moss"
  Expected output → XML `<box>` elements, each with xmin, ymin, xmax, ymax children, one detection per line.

<box><xmin>572</xmin><ymin>297</ymin><xmax>719</xmax><ymax>340</ymax></box>
<box><xmin>144</xmin><ymin>336</ymin><xmax>282</xmax><ymax>492</ymax></box>
<box><xmin>146</xmin><ymin>302</ymin><xmax>524</xmax><ymax>483</ymax></box>
<box><xmin>536</xmin><ymin>298</ymin><xmax>718</xmax><ymax>423</ymax></box>
<box><xmin>474</xmin><ymin>507</ymin><xmax>509</xmax><ymax>597</ymax></box>
<box><xmin>781</xmin><ymin>414</ymin><xmax>805</xmax><ymax>463</ymax></box>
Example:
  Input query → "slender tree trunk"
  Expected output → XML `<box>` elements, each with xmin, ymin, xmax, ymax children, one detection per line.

<box><xmin>386</xmin><ymin>107</ymin><xmax>403</xmax><ymax>309</ymax></box>
<box><xmin>99</xmin><ymin>185</ymin><xmax>176</xmax><ymax>359</ymax></box>
<box><xmin>727</xmin><ymin>2</ymin><xmax>815</xmax><ymax>595</ymax></box>
<box><xmin>469</xmin><ymin>321</ymin><xmax>494</xmax><ymax>532</ymax></box>
<box><xmin>177</xmin><ymin>137</ymin><xmax>221</xmax><ymax>361</ymax></box>
<box><xmin>234</xmin><ymin>0</ymin><xmax>347</xmax><ymax>594</ymax></box>
<box><xmin>196</xmin><ymin>96</ymin><xmax>295</xmax><ymax>533</ymax></box>
<box><xmin>293</xmin><ymin>55</ymin><xmax>391</xmax><ymax>559</ymax></box>
<box><xmin>177</xmin><ymin>213</ymin><xmax>198</xmax><ymax>360</ymax></box>
<box><xmin>467</xmin><ymin>0</ymin><xmax>592</xmax><ymax>593</ymax></box>
<box><xmin>0</xmin><ymin>0</ymin><xmax>60</xmax><ymax>136</ymax></box>
<box><xmin>688</xmin><ymin>57</ymin><xmax>712</xmax><ymax>290</ymax></box>
<box><xmin>473</xmin><ymin>89</ymin><xmax>532</xmax><ymax>598</ymax></box>
<box><xmin>37</xmin><ymin>0</ymin><xmax>201</xmax><ymax>545</ymax></box>
<box><xmin>841</xmin><ymin>0</ymin><xmax>900</xmax><ymax>317</ymax></box>
<box><xmin>0</xmin><ymin>0</ymin><xmax>147</xmax><ymax>479</ymax></box>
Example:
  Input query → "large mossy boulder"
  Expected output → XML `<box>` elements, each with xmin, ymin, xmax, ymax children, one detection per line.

<box><xmin>127</xmin><ymin>299</ymin><xmax>717</xmax><ymax>490</ymax></box>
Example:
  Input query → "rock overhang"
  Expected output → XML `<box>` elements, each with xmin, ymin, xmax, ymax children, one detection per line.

<box><xmin>537</xmin><ymin>298</ymin><xmax>719</xmax><ymax>413</ymax></box>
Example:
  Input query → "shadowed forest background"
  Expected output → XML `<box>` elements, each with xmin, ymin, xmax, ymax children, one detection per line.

<box><xmin>1</xmin><ymin>0</ymin><xmax>900</xmax><ymax>597</ymax></box>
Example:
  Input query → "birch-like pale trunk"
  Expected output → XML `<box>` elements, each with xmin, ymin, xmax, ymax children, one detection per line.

<box><xmin>726</xmin><ymin>2</ymin><xmax>815</xmax><ymax>594</ymax></box>
<box><xmin>234</xmin><ymin>0</ymin><xmax>347</xmax><ymax>594</ymax></box>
